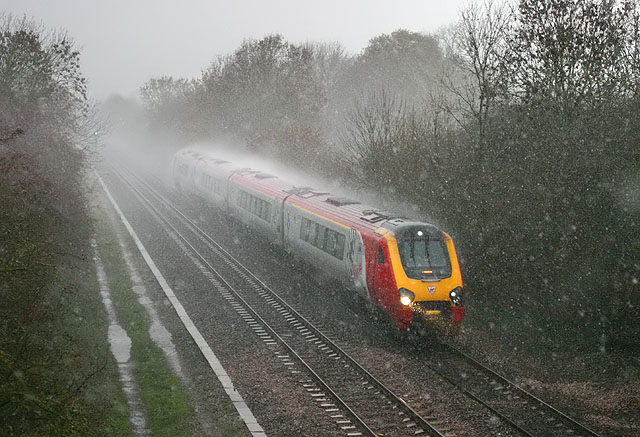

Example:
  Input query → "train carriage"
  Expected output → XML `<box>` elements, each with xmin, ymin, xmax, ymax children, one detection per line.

<box><xmin>172</xmin><ymin>148</ymin><xmax>465</xmax><ymax>330</ymax></box>
<box><xmin>227</xmin><ymin>170</ymin><xmax>287</xmax><ymax>245</ymax></box>
<box><xmin>282</xmin><ymin>190</ymin><xmax>354</xmax><ymax>286</ymax></box>
<box><xmin>172</xmin><ymin>149</ymin><xmax>233</xmax><ymax>207</ymax></box>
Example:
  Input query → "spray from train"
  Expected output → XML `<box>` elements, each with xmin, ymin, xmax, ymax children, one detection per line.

<box><xmin>180</xmin><ymin>141</ymin><xmax>442</xmax><ymax>226</ymax></box>
<box><xmin>172</xmin><ymin>146</ymin><xmax>466</xmax><ymax>331</ymax></box>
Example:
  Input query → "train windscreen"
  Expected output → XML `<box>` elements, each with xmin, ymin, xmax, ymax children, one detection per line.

<box><xmin>397</xmin><ymin>234</ymin><xmax>452</xmax><ymax>280</ymax></box>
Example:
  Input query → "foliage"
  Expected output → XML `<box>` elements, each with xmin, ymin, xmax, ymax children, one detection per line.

<box><xmin>131</xmin><ymin>1</ymin><xmax>640</xmax><ymax>354</ymax></box>
<box><xmin>0</xmin><ymin>16</ymin><xmax>89</xmax><ymax>144</ymax></box>
<box><xmin>344</xmin><ymin>91</ymin><xmax>457</xmax><ymax>207</ymax></box>
<box><xmin>354</xmin><ymin>29</ymin><xmax>444</xmax><ymax>100</ymax></box>
<box><xmin>140</xmin><ymin>76</ymin><xmax>199</xmax><ymax>139</ymax></box>
<box><xmin>508</xmin><ymin>0</ymin><xmax>639</xmax><ymax>106</ymax></box>
<box><xmin>0</xmin><ymin>14</ymin><xmax>114</xmax><ymax>434</ymax></box>
<box><xmin>137</xmin><ymin>31</ymin><xmax>449</xmax><ymax>172</ymax></box>
<box><xmin>139</xmin><ymin>35</ymin><xmax>327</xmax><ymax>167</ymax></box>
<box><xmin>342</xmin><ymin>0</ymin><xmax>640</xmax><ymax>351</ymax></box>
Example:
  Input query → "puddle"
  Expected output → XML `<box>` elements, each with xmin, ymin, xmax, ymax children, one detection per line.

<box><xmin>119</xmin><ymin>242</ymin><xmax>185</xmax><ymax>380</ymax></box>
<box><xmin>93</xmin><ymin>240</ymin><xmax>151</xmax><ymax>436</ymax></box>
<box><xmin>108</xmin><ymin>324</ymin><xmax>131</xmax><ymax>363</ymax></box>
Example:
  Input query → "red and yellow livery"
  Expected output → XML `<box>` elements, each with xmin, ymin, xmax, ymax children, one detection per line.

<box><xmin>173</xmin><ymin>148</ymin><xmax>465</xmax><ymax>330</ymax></box>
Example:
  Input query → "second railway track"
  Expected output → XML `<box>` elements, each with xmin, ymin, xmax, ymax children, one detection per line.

<box><xmin>110</xmin><ymin>163</ymin><xmax>450</xmax><ymax>436</ymax></box>
<box><xmin>105</xmin><ymin>161</ymin><xmax>601</xmax><ymax>437</ymax></box>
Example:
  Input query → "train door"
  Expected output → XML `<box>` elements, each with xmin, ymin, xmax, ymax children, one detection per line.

<box><xmin>282</xmin><ymin>205</ymin><xmax>300</xmax><ymax>254</ymax></box>
<box><xmin>372</xmin><ymin>242</ymin><xmax>392</xmax><ymax>305</ymax></box>
<box><xmin>345</xmin><ymin>229</ymin><xmax>368</xmax><ymax>298</ymax></box>
<box><xmin>224</xmin><ymin>175</ymin><xmax>234</xmax><ymax>211</ymax></box>
<box><xmin>278</xmin><ymin>198</ymin><xmax>288</xmax><ymax>245</ymax></box>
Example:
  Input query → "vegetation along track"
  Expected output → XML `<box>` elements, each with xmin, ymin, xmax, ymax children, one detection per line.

<box><xmin>108</xmin><ymin>162</ymin><xmax>601</xmax><ymax>437</ymax></box>
<box><xmin>108</xmin><ymin>163</ymin><xmax>448</xmax><ymax>436</ymax></box>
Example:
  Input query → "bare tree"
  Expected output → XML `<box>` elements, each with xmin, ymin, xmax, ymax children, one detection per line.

<box><xmin>437</xmin><ymin>0</ymin><xmax>512</xmax><ymax>150</ymax></box>
<box><xmin>508</xmin><ymin>0</ymin><xmax>637</xmax><ymax>107</ymax></box>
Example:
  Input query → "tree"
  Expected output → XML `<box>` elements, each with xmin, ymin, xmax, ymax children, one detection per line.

<box><xmin>331</xmin><ymin>29</ymin><xmax>448</xmax><ymax>171</ymax></box>
<box><xmin>140</xmin><ymin>76</ymin><xmax>199</xmax><ymax>137</ymax></box>
<box><xmin>357</xmin><ymin>29</ymin><xmax>444</xmax><ymax>101</ymax></box>
<box><xmin>340</xmin><ymin>1</ymin><xmax>640</xmax><ymax>351</ymax></box>
<box><xmin>1</xmin><ymin>15</ymin><xmax>99</xmax><ymax>434</ymax></box>
<box><xmin>200</xmin><ymin>35</ymin><xmax>325</xmax><ymax>166</ymax></box>
<box><xmin>437</xmin><ymin>0</ymin><xmax>512</xmax><ymax>148</ymax></box>
<box><xmin>508</xmin><ymin>0</ymin><xmax>638</xmax><ymax>107</ymax></box>
<box><xmin>0</xmin><ymin>16</ymin><xmax>88</xmax><ymax>144</ymax></box>
<box><xmin>304</xmin><ymin>41</ymin><xmax>351</xmax><ymax>99</ymax></box>
<box><xmin>343</xmin><ymin>90</ymin><xmax>458</xmax><ymax>217</ymax></box>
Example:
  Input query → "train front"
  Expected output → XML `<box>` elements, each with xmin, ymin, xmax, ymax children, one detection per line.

<box><xmin>384</xmin><ymin>222</ymin><xmax>465</xmax><ymax>330</ymax></box>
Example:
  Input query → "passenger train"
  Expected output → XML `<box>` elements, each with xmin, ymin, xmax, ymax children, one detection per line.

<box><xmin>172</xmin><ymin>148</ymin><xmax>465</xmax><ymax>330</ymax></box>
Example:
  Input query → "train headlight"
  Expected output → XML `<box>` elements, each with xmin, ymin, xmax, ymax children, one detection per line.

<box><xmin>449</xmin><ymin>287</ymin><xmax>463</xmax><ymax>306</ymax></box>
<box><xmin>399</xmin><ymin>288</ymin><xmax>415</xmax><ymax>306</ymax></box>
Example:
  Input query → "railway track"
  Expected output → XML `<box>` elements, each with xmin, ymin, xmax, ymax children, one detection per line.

<box><xmin>415</xmin><ymin>340</ymin><xmax>601</xmax><ymax>437</ymax></box>
<box><xmin>105</xmin><ymin>161</ymin><xmax>601</xmax><ymax>437</ymax></box>
<box><xmin>108</xmin><ymin>163</ymin><xmax>449</xmax><ymax>436</ymax></box>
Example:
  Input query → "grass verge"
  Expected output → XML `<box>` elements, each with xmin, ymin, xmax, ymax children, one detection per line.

<box><xmin>57</xmin><ymin>254</ymin><xmax>133</xmax><ymax>436</ymax></box>
<box><xmin>93</xmin><ymin>205</ymin><xmax>199</xmax><ymax>436</ymax></box>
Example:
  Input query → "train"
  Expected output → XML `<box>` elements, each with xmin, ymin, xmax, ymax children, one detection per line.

<box><xmin>171</xmin><ymin>148</ymin><xmax>465</xmax><ymax>330</ymax></box>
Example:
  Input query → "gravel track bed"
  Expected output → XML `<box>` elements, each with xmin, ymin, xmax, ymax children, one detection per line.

<box><xmin>134</xmin><ymin>173</ymin><xmax>445</xmax><ymax>435</ymax></box>
<box><xmin>160</xmin><ymin>190</ymin><xmax>523</xmax><ymax>436</ymax></box>
<box><xmin>105</xmin><ymin>166</ymin><xmax>632</xmax><ymax>436</ymax></box>
<box><xmin>101</xmin><ymin>168</ymin><xmax>343</xmax><ymax>435</ymax></box>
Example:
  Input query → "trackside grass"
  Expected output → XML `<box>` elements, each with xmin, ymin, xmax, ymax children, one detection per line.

<box><xmin>91</xmin><ymin>176</ymin><xmax>251</xmax><ymax>436</ymax></box>
<box><xmin>93</xmin><ymin>208</ymin><xmax>198</xmax><ymax>435</ymax></box>
<box><xmin>64</xmin><ymin>255</ymin><xmax>133</xmax><ymax>436</ymax></box>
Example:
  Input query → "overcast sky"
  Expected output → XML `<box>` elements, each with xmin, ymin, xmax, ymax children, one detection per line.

<box><xmin>3</xmin><ymin>0</ymin><xmax>469</xmax><ymax>100</ymax></box>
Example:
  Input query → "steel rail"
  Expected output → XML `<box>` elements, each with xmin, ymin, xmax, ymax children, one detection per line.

<box><xmin>114</xmin><ymin>161</ymin><xmax>600</xmax><ymax>437</ymax></box>
<box><xmin>113</xmin><ymin>162</ymin><xmax>448</xmax><ymax>436</ymax></box>
<box><xmin>434</xmin><ymin>340</ymin><xmax>601</xmax><ymax>437</ymax></box>
<box><xmin>109</xmin><ymin>164</ymin><xmax>379</xmax><ymax>436</ymax></box>
<box><xmin>125</xmin><ymin>163</ymin><xmax>455</xmax><ymax>435</ymax></box>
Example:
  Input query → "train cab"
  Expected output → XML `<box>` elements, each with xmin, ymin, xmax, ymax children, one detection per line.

<box><xmin>374</xmin><ymin>220</ymin><xmax>465</xmax><ymax>328</ymax></box>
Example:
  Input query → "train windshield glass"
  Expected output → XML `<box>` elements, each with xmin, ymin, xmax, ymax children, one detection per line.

<box><xmin>397</xmin><ymin>235</ymin><xmax>451</xmax><ymax>280</ymax></box>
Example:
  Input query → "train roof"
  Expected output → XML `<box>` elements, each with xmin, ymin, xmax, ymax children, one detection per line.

<box><xmin>230</xmin><ymin>170</ymin><xmax>295</xmax><ymax>202</ymax></box>
<box><xmin>230</xmin><ymin>168</ymin><xmax>408</xmax><ymax>235</ymax></box>
<box><xmin>176</xmin><ymin>148</ymin><xmax>420</xmax><ymax>235</ymax></box>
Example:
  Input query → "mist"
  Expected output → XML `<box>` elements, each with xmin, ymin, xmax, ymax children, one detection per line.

<box><xmin>3</xmin><ymin>1</ymin><xmax>640</xmax><ymax>435</ymax></box>
<box><xmin>100</xmin><ymin>1</ymin><xmax>640</xmax><ymax>362</ymax></box>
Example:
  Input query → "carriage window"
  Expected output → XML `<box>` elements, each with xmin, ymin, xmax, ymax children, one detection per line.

<box><xmin>300</xmin><ymin>217</ymin><xmax>310</xmax><ymax>240</ymax></box>
<box><xmin>378</xmin><ymin>246</ymin><xmax>385</xmax><ymax>265</ymax></box>
<box><xmin>263</xmin><ymin>203</ymin><xmax>271</xmax><ymax>221</ymax></box>
<box><xmin>310</xmin><ymin>222</ymin><xmax>319</xmax><ymax>246</ymax></box>
<box><xmin>326</xmin><ymin>231</ymin><xmax>337</xmax><ymax>255</ymax></box>
<box><xmin>299</xmin><ymin>217</ymin><xmax>345</xmax><ymax>260</ymax></box>
<box><xmin>237</xmin><ymin>191</ymin><xmax>272</xmax><ymax>223</ymax></box>
<box><xmin>206</xmin><ymin>176</ymin><xmax>223</xmax><ymax>194</ymax></box>
<box><xmin>320</xmin><ymin>227</ymin><xmax>329</xmax><ymax>251</ymax></box>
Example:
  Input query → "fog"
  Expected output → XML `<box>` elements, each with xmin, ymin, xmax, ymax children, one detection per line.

<box><xmin>174</xmin><ymin>140</ymin><xmax>435</xmax><ymax>222</ymax></box>
<box><xmin>3</xmin><ymin>1</ymin><xmax>640</xmax><ymax>435</ymax></box>
<box><xmin>2</xmin><ymin>0</ymin><xmax>467</xmax><ymax>100</ymax></box>
<box><xmin>95</xmin><ymin>0</ymin><xmax>640</xmax><ymax>373</ymax></box>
